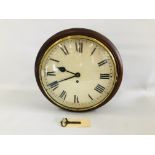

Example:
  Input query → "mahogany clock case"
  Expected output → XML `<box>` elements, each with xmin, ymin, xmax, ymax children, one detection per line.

<box><xmin>35</xmin><ymin>28</ymin><xmax>123</xmax><ymax>112</ymax></box>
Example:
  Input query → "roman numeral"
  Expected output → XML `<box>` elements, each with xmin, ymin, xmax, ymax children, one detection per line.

<box><xmin>59</xmin><ymin>44</ymin><xmax>69</xmax><ymax>55</ymax></box>
<box><xmin>59</xmin><ymin>90</ymin><xmax>67</xmax><ymax>100</ymax></box>
<box><xmin>50</xmin><ymin>58</ymin><xmax>59</xmax><ymax>62</ymax></box>
<box><xmin>88</xmin><ymin>94</ymin><xmax>93</xmax><ymax>100</ymax></box>
<box><xmin>75</xmin><ymin>41</ymin><xmax>83</xmax><ymax>53</ymax></box>
<box><xmin>94</xmin><ymin>84</ymin><xmax>105</xmax><ymax>93</ymax></box>
<box><xmin>90</xmin><ymin>47</ymin><xmax>96</xmax><ymax>55</ymax></box>
<box><xmin>48</xmin><ymin>81</ymin><xmax>59</xmax><ymax>90</ymax></box>
<box><xmin>47</xmin><ymin>71</ymin><xmax>56</xmax><ymax>76</ymax></box>
<box><xmin>74</xmin><ymin>95</ymin><xmax>79</xmax><ymax>103</ymax></box>
<box><xmin>98</xmin><ymin>60</ymin><xmax>108</xmax><ymax>67</ymax></box>
<box><xmin>100</xmin><ymin>74</ymin><xmax>111</xmax><ymax>79</ymax></box>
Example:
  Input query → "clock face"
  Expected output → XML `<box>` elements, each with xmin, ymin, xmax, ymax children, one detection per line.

<box><xmin>35</xmin><ymin>29</ymin><xmax>123</xmax><ymax>112</ymax></box>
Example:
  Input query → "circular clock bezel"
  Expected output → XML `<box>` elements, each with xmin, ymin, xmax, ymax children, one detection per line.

<box><xmin>35</xmin><ymin>28</ymin><xmax>123</xmax><ymax>112</ymax></box>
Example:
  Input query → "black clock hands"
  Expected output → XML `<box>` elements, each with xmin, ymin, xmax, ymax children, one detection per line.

<box><xmin>48</xmin><ymin>67</ymin><xmax>80</xmax><ymax>84</ymax></box>
<box><xmin>58</xmin><ymin>67</ymin><xmax>76</xmax><ymax>75</ymax></box>
<box><xmin>58</xmin><ymin>66</ymin><xmax>80</xmax><ymax>82</ymax></box>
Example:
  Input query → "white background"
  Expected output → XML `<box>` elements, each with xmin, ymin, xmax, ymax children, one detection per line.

<box><xmin>0</xmin><ymin>19</ymin><xmax>155</xmax><ymax>134</ymax></box>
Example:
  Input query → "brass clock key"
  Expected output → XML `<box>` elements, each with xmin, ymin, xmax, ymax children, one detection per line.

<box><xmin>60</xmin><ymin>118</ymin><xmax>91</xmax><ymax>127</ymax></box>
<box><xmin>60</xmin><ymin>118</ymin><xmax>81</xmax><ymax>127</ymax></box>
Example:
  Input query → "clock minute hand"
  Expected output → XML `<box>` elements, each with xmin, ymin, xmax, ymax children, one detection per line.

<box><xmin>58</xmin><ymin>67</ymin><xmax>75</xmax><ymax>75</ymax></box>
<box><xmin>58</xmin><ymin>75</ymin><xmax>76</xmax><ymax>83</ymax></box>
<box><xmin>58</xmin><ymin>72</ymin><xmax>80</xmax><ymax>83</ymax></box>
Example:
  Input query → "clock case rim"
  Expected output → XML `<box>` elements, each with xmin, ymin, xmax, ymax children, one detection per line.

<box><xmin>35</xmin><ymin>28</ymin><xmax>123</xmax><ymax>112</ymax></box>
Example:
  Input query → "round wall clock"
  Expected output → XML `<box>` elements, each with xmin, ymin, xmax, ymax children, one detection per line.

<box><xmin>35</xmin><ymin>28</ymin><xmax>123</xmax><ymax>112</ymax></box>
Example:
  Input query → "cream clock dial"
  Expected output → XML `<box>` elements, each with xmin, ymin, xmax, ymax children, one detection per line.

<box><xmin>35</xmin><ymin>28</ymin><xmax>123</xmax><ymax>112</ymax></box>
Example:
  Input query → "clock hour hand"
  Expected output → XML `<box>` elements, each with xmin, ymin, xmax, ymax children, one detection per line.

<box><xmin>58</xmin><ymin>67</ymin><xmax>75</xmax><ymax>75</ymax></box>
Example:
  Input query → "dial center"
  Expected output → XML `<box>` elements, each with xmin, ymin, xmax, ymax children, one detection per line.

<box><xmin>75</xmin><ymin>72</ymin><xmax>80</xmax><ymax>77</ymax></box>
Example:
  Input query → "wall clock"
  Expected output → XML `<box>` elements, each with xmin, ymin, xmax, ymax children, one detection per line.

<box><xmin>35</xmin><ymin>28</ymin><xmax>123</xmax><ymax>112</ymax></box>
